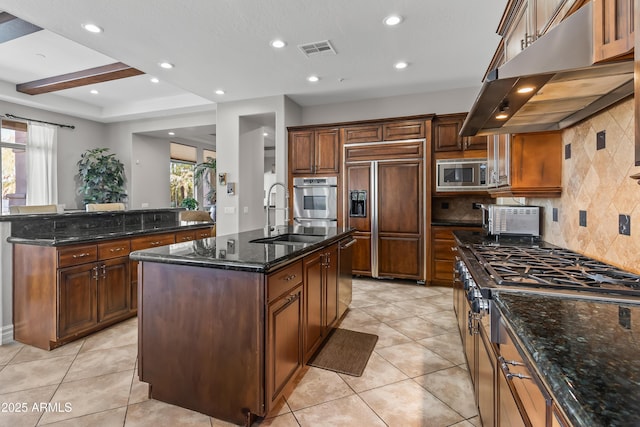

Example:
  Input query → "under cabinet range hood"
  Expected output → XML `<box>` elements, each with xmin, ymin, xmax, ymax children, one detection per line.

<box><xmin>460</xmin><ymin>2</ymin><xmax>634</xmax><ymax>137</ymax></box>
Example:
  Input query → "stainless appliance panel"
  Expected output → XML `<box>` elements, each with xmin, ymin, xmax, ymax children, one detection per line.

<box><xmin>481</xmin><ymin>204</ymin><xmax>541</xmax><ymax>236</ymax></box>
<box><xmin>436</xmin><ymin>158</ymin><xmax>488</xmax><ymax>192</ymax></box>
<box><xmin>293</xmin><ymin>176</ymin><xmax>338</xmax><ymax>222</ymax></box>
<box><xmin>338</xmin><ymin>237</ymin><xmax>355</xmax><ymax>318</ymax></box>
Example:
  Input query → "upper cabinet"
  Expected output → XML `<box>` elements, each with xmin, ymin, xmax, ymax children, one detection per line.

<box><xmin>433</xmin><ymin>113</ymin><xmax>488</xmax><ymax>153</ymax></box>
<box><xmin>289</xmin><ymin>128</ymin><xmax>340</xmax><ymax>175</ymax></box>
<box><xmin>487</xmin><ymin>131</ymin><xmax>563</xmax><ymax>198</ymax></box>
<box><xmin>593</xmin><ymin>0</ymin><xmax>634</xmax><ymax>63</ymax></box>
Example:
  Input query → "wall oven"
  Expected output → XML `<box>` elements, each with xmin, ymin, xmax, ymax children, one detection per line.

<box><xmin>293</xmin><ymin>177</ymin><xmax>338</xmax><ymax>227</ymax></box>
<box><xmin>435</xmin><ymin>158</ymin><xmax>487</xmax><ymax>192</ymax></box>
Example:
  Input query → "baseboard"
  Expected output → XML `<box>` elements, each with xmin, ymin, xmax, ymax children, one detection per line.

<box><xmin>1</xmin><ymin>324</ymin><xmax>14</xmax><ymax>344</ymax></box>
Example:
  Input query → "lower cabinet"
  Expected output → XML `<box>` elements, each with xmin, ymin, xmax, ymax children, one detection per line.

<box><xmin>431</xmin><ymin>225</ymin><xmax>482</xmax><ymax>285</ymax></box>
<box><xmin>58</xmin><ymin>263</ymin><xmax>98</xmax><ymax>339</ymax></box>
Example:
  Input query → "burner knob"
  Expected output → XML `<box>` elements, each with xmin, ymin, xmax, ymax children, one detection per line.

<box><xmin>467</xmin><ymin>288</ymin><xmax>481</xmax><ymax>302</ymax></box>
<box><xmin>463</xmin><ymin>275</ymin><xmax>475</xmax><ymax>291</ymax></box>
<box><xmin>472</xmin><ymin>298</ymin><xmax>489</xmax><ymax>315</ymax></box>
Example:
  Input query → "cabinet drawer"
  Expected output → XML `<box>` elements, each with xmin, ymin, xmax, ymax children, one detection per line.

<box><xmin>195</xmin><ymin>227</ymin><xmax>213</xmax><ymax>239</ymax></box>
<box><xmin>433</xmin><ymin>229</ymin><xmax>454</xmax><ymax>240</ymax></box>
<box><xmin>433</xmin><ymin>260</ymin><xmax>454</xmax><ymax>282</ymax></box>
<box><xmin>58</xmin><ymin>244</ymin><xmax>98</xmax><ymax>268</ymax></box>
<box><xmin>383</xmin><ymin>120</ymin><xmax>425</xmax><ymax>140</ymax></box>
<box><xmin>175</xmin><ymin>230</ymin><xmax>196</xmax><ymax>242</ymax></box>
<box><xmin>131</xmin><ymin>233</ymin><xmax>175</xmax><ymax>250</ymax></box>
<box><xmin>345</xmin><ymin>140</ymin><xmax>423</xmax><ymax>162</ymax></box>
<box><xmin>344</xmin><ymin>125</ymin><xmax>383</xmax><ymax>143</ymax></box>
<box><xmin>98</xmin><ymin>240</ymin><xmax>131</xmax><ymax>260</ymax></box>
<box><xmin>267</xmin><ymin>261</ymin><xmax>303</xmax><ymax>302</ymax></box>
<box><xmin>434</xmin><ymin>240</ymin><xmax>456</xmax><ymax>261</ymax></box>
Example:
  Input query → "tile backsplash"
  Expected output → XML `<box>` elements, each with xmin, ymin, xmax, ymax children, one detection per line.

<box><xmin>528</xmin><ymin>97</ymin><xmax>640</xmax><ymax>274</ymax></box>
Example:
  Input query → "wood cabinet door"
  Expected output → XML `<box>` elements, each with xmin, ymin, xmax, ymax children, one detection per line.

<box><xmin>478</xmin><ymin>324</ymin><xmax>496</xmax><ymax>427</ymax></box>
<box><xmin>433</xmin><ymin>116</ymin><xmax>463</xmax><ymax>152</ymax></box>
<box><xmin>289</xmin><ymin>131</ymin><xmax>315</xmax><ymax>174</ymax></box>
<box><xmin>324</xmin><ymin>244</ymin><xmax>339</xmax><ymax>330</ymax></box>
<box><xmin>377</xmin><ymin>160</ymin><xmax>423</xmax><ymax>280</ymax></box>
<box><xmin>58</xmin><ymin>263</ymin><xmax>98</xmax><ymax>338</ymax></box>
<box><xmin>343</xmin><ymin>125</ymin><xmax>382</xmax><ymax>144</ymax></box>
<box><xmin>304</xmin><ymin>251</ymin><xmax>325</xmax><ymax>360</ymax></box>
<box><xmin>266</xmin><ymin>284</ymin><xmax>303</xmax><ymax>409</ymax></box>
<box><xmin>498</xmin><ymin>368</ymin><xmax>526</xmax><ymax>427</ymax></box>
<box><xmin>97</xmin><ymin>257</ymin><xmax>130</xmax><ymax>323</ymax></box>
<box><xmin>351</xmin><ymin>232</ymin><xmax>372</xmax><ymax>276</ymax></box>
<box><xmin>314</xmin><ymin>129</ymin><xmax>339</xmax><ymax>174</ymax></box>
<box><xmin>593</xmin><ymin>0</ymin><xmax>634</xmax><ymax>63</ymax></box>
<box><xmin>465</xmin><ymin>134</ymin><xmax>489</xmax><ymax>151</ymax></box>
<box><xmin>383</xmin><ymin>120</ymin><xmax>425</xmax><ymax>140</ymax></box>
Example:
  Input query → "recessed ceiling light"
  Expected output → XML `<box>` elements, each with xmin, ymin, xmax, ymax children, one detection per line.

<box><xmin>270</xmin><ymin>39</ymin><xmax>286</xmax><ymax>48</ymax></box>
<box><xmin>394</xmin><ymin>61</ymin><xmax>408</xmax><ymax>70</ymax></box>
<box><xmin>168</xmin><ymin>131</ymin><xmax>175</xmax><ymax>136</ymax></box>
<box><xmin>383</xmin><ymin>15</ymin><xmax>403</xmax><ymax>26</ymax></box>
<box><xmin>90</xmin><ymin>89</ymin><xmax>99</xmax><ymax>95</ymax></box>
<box><xmin>307</xmin><ymin>75</ymin><xmax>320</xmax><ymax>83</ymax></box>
<box><xmin>150</xmin><ymin>77</ymin><xmax>159</xmax><ymax>83</ymax></box>
<box><xmin>517</xmin><ymin>86</ymin><xmax>535</xmax><ymax>94</ymax></box>
<box><xmin>215</xmin><ymin>89</ymin><xmax>225</xmax><ymax>95</ymax></box>
<box><xmin>82</xmin><ymin>23</ymin><xmax>103</xmax><ymax>33</ymax></box>
<box><xmin>159</xmin><ymin>62</ymin><xmax>174</xmax><ymax>69</ymax></box>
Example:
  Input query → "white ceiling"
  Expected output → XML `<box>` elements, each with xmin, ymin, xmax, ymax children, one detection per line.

<box><xmin>0</xmin><ymin>0</ymin><xmax>507</xmax><ymax>126</ymax></box>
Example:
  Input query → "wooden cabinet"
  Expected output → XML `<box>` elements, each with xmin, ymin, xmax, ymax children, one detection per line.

<box><xmin>382</xmin><ymin>120</ymin><xmax>425</xmax><ymax>140</ymax></box>
<box><xmin>175</xmin><ymin>227</ymin><xmax>213</xmax><ymax>242</ymax></box>
<box><xmin>343</xmin><ymin>125</ymin><xmax>383</xmax><ymax>144</ymax></box>
<box><xmin>478</xmin><ymin>318</ymin><xmax>497</xmax><ymax>427</ymax></box>
<box><xmin>488</xmin><ymin>131</ymin><xmax>563</xmax><ymax>198</ymax></box>
<box><xmin>594</xmin><ymin>0</ymin><xmax>634</xmax><ymax>63</ymax></box>
<box><xmin>13</xmin><ymin>227</ymin><xmax>208</xmax><ymax>350</ymax></box>
<box><xmin>266</xmin><ymin>262</ymin><xmax>304</xmax><ymax>410</ymax></box>
<box><xmin>289</xmin><ymin>128</ymin><xmax>339</xmax><ymax>175</ymax></box>
<box><xmin>431</xmin><ymin>226</ymin><xmax>482</xmax><ymax>286</ymax></box>
<box><xmin>303</xmin><ymin>243</ymin><xmax>339</xmax><ymax>360</ymax></box>
<box><xmin>433</xmin><ymin>113</ymin><xmax>488</xmax><ymax>152</ymax></box>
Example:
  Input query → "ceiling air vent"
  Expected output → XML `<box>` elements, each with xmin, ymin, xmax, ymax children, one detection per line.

<box><xmin>298</xmin><ymin>40</ymin><xmax>336</xmax><ymax>57</ymax></box>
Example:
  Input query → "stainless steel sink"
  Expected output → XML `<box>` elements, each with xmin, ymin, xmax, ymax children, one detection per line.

<box><xmin>250</xmin><ymin>234</ymin><xmax>325</xmax><ymax>245</ymax></box>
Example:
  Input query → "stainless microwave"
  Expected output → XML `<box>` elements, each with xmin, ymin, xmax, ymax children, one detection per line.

<box><xmin>435</xmin><ymin>158</ymin><xmax>487</xmax><ymax>192</ymax></box>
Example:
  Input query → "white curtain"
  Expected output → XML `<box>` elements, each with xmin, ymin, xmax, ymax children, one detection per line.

<box><xmin>26</xmin><ymin>123</ymin><xmax>58</xmax><ymax>205</ymax></box>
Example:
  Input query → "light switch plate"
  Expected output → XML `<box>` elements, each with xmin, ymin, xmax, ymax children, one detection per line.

<box><xmin>224</xmin><ymin>206</ymin><xmax>235</xmax><ymax>214</ymax></box>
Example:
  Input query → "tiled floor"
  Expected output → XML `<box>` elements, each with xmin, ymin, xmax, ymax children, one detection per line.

<box><xmin>0</xmin><ymin>278</ymin><xmax>478</xmax><ymax>427</ymax></box>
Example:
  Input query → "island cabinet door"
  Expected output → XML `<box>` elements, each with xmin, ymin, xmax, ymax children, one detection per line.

<box><xmin>266</xmin><ymin>283</ymin><xmax>303</xmax><ymax>410</ymax></box>
<box><xmin>58</xmin><ymin>263</ymin><xmax>98</xmax><ymax>339</ymax></box>
<box><xmin>304</xmin><ymin>251</ymin><xmax>325</xmax><ymax>360</ymax></box>
<box><xmin>97</xmin><ymin>257</ymin><xmax>130</xmax><ymax>323</ymax></box>
<box><xmin>324</xmin><ymin>244</ymin><xmax>339</xmax><ymax>330</ymax></box>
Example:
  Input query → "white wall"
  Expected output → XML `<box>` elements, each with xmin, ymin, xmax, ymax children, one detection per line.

<box><xmin>300</xmin><ymin>86</ymin><xmax>480</xmax><ymax>125</ymax></box>
<box><xmin>238</xmin><ymin>121</ymin><xmax>266</xmax><ymax>231</ymax></box>
<box><xmin>131</xmin><ymin>134</ymin><xmax>171</xmax><ymax>208</ymax></box>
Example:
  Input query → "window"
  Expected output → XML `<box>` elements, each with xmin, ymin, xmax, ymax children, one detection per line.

<box><xmin>1</xmin><ymin>120</ymin><xmax>28</xmax><ymax>213</ymax></box>
<box><xmin>169</xmin><ymin>143</ymin><xmax>196</xmax><ymax>208</ymax></box>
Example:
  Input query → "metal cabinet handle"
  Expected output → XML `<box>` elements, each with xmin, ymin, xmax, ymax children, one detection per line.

<box><xmin>73</xmin><ymin>252</ymin><xmax>91</xmax><ymax>259</ymax></box>
<box><xmin>109</xmin><ymin>247</ymin><xmax>124</xmax><ymax>252</ymax></box>
<box><xmin>507</xmin><ymin>373</ymin><xmax>532</xmax><ymax>380</ymax></box>
<box><xmin>284</xmin><ymin>274</ymin><xmax>297</xmax><ymax>281</ymax></box>
<box><xmin>101</xmin><ymin>264</ymin><xmax>107</xmax><ymax>279</ymax></box>
<box><xmin>282</xmin><ymin>293</ymin><xmax>300</xmax><ymax>307</ymax></box>
<box><xmin>150</xmin><ymin>241</ymin><xmax>162</xmax><ymax>246</ymax></box>
<box><xmin>92</xmin><ymin>265</ymin><xmax>99</xmax><ymax>280</ymax></box>
<box><xmin>341</xmin><ymin>239</ymin><xmax>356</xmax><ymax>249</ymax></box>
<box><xmin>499</xmin><ymin>356</ymin><xmax>532</xmax><ymax>381</ymax></box>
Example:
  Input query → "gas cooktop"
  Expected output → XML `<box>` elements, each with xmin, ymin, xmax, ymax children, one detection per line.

<box><xmin>469</xmin><ymin>244</ymin><xmax>640</xmax><ymax>297</ymax></box>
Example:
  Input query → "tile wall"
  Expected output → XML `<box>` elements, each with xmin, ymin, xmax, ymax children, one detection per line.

<box><xmin>432</xmin><ymin>196</ymin><xmax>493</xmax><ymax>222</ymax></box>
<box><xmin>527</xmin><ymin>98</ymin><xmax>640</xmax><ymax>274</ymax></box>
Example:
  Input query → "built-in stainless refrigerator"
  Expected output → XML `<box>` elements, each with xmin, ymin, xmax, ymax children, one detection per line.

<box><xmin>343</xmin><ymin>139</ymin><xmax>425</xmax><ymax>282</ymax></box>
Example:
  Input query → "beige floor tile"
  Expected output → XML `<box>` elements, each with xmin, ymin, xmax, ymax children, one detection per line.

<box><xmin>414</xmin><ymin>366</ymin><xmax>477</xmax><ymax>419</ymax></box>
<box><xmin>253</xmin><ymin>412</ymin><xmax>299</xmax><ymax>427</ymax></box>
<box><xmin>0</xmin><ymin>341</ymin><xmax>25</xmax><ymax>365</ymax></box>
<box><xmin>346</xmin><ymin>322</ymin><xmax>412</xmax><ymax>349</ymax></box>
<box><xmin>124</xmin><ymin>399</ymin><xmax>212</xmax><ymax>427</ymax></box>
<box><xmin>418</xmin><ymin>332</ymin><xmax>465</xmax><ymax>365</ymax></box>
<box><xmin>39</xmin><ymin>370</ymin><xmax>133</xmax><ymax>424</ymax></box>
<box><xmin>285</xmin><ymin>367</ymin><xmax>354</xmax><ymax>411</ymax></box>
<box><xmin>40</xmin><ymin>407</ymin><xmax>127</xmax><ymax>427</ymax></box>
<box><xmin>11</xmin><ymin>341</ymin><xmax>83</xmax><ymax>365</ymax></box>
<box><xmin>391</xmin><ymin>298</ymin><xmax>444</xmax><ymax>317</ymax></box>
<box><xmin>80</xmin><ymin>318</ymin><xmax>137</xmax><ymax>353</ymax></box>
<box><xmin>349</xmin><ymin>293</ymin><xmax>388</xmax><ymax>309</ymax></box>
<box><xmin>374</xmin><ymin>289</ymin><xmax>419</xmax><ymax>303</ymax></box>
<box><xmin>449</xmin><ymin>420</ymin><xmax>476</xmax><ymax>427</ymax></box>
<box><xmin>376</xmin><ymin>342</ymin><xmax>454</xmax><ymax>377</ymax></box>
<box><xmin>428</xmin><ymin>293</ymin><xmax>454</xmax><ymax>309</ymax></box>
<box><xmin>386</xmin><ymin>316</ymin><xmax>447</xmax><ymax>340</ymax></box>
<box><xmin>64</xmin><ymin>344</ymin><xmax>137</xmax><ymax>382</ymax></box>
<box><xmin>418</xmin><ymin>310</ymin><xmax>459</xmax><ymax>331</ymax></box>
<box><xmin>466</xmin><ymin>415</ymin><xmax>481</xmax><ymax>426</ymax></box>
<box><xmin>293</xmin><ymin>394</ymin><xmax>386</xmax><ymax>427</ymax></box>
<box><xmin>361</xmin><ymin>303</ymin><xmax>414</xmax><ymax>322</ymax></box>
<box><xmin>337</xmin><ymin>308</ymin><xmax>379</xmax><ymax>329</ymax></box>
<box><xmin>0</xmin><ymin>384</ymin><xmax>57</xmax><ymax>427</ymax></box>
<box><xmin>0</xmin><ymin>356</ymin><xmax>75</xmax><ymax>395</ymax></box>
<box><xmin>359</xmin><ymin>379</ymin><xmax>464</xmax><ymax>427</ymax></box>
<box><xmin>338</xmin><ymin>352</ymin><xmax>408</xmax><ymax>393</ymax></box>
<box><xmin>128</xmin><ymin>373</ymin><xmax>150</xmax><ymax>405</ymax></box>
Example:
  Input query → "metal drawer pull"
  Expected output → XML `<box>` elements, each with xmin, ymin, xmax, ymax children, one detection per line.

<box><xmin>150</xmin><ymin>241</ymin><xmax>162</xmax><ymax>246</ymax></box>
<box><xmin>503</xmin><ymin>359</ymin><xmax>525</xmax><ymax>367</ymax></box>
<box><xmin>109</xmin><ymin>247</ymin><xmax>124</xmax><ymax>252</ymax></box>
<box><xmin>341</xmin><ymin>239</ymin><xmax>356</xmax><ymax>249</ymax></box>
<box><xmin>72</xmin><ymin>252</ymin><xmax>91</xmax><ymax>258</ymax></box>
<box><xmin>285</xmin><ymin>293</ymin><xmax>299</xmax><ymax>304</ymax></box>
<box><xmin>507</xmin><ymin>373</ymin><xmax>532</xmax><ymax>381</ymax></box>
<box><xmin>284</xmin><ymin>274</ymin><xmax>297</xmax><ymax>281</ymax></box>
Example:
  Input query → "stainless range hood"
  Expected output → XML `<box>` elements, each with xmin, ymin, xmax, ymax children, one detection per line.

<box><xmin>460</xmin><ymin>2</ymin><xmax>634</xmax><ymax>137</ymax></box>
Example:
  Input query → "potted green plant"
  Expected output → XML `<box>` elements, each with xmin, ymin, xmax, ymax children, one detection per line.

<box><xmin>180</xmin><ymin>197</ymin><xmax>199</xmax><ymax>210</ymax></box>
<box><xmin>77</xmin><ymin>148</ymin><xmax>127</xmax><ymax>205</ymax></box>
<box><xmin>194</xmin><ymin>156</ymin><xmax>216</xmax><ymax>205</ymax></box>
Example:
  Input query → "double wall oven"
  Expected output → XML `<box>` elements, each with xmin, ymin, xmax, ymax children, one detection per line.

<box><xmin>292</xmin><ymin>176</ymin><xmax>338</xmax><ymax>227</ymax></box>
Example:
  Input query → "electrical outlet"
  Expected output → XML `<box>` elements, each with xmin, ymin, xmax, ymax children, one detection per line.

<box><xmin>619</xmin><ymin>214</ymin><xmax>631</xmax><ymax>236</ymax></box>
<box><xmin>579</xmin><ymin>210</ymin><xmax>587</xmax><ymax>227</ymax></box>
<box><xmin>472</xmin><ymin>203</ymin><xmax>481</xmax><ymax>210</ymax></box>
<box><xmin>619</xmin><ymin>306</ymin><xmax>631</xmax><ymax>330</ymax></box>
<box><xmin>441</xmin><ymin>202</ymin><xmax>449</xmax><ymax>209</ymax></box>
<box><xmin>565</xmin><ymin>143</ymin><xmax>571</xmax><ymax>159</ymax></box>
<box><xmin>597</xmin><ymin>130</ymin><xmax>606</xmax><ymax>150</ymax></box>
<box><xmin>552</xmin><ymin>208</ymin><xmax>558</xmax><ymax>222</ymax></box>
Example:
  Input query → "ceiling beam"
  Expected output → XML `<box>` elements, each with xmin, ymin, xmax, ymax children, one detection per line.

<box><xmin>16</xmin><ymin>62</ymin><xmax>145</xmax><ymax>95</ymax></box>
<box><xmin>0</xmin><ymin>12</ymin><xmax>42</xmax><ymax>43</ymax></box>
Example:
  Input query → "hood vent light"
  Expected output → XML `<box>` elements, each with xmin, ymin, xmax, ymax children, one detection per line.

<box><xmin>298</xmin><ymin>40</ymin><xmax>336</xmax><ymax>57</ymax></box>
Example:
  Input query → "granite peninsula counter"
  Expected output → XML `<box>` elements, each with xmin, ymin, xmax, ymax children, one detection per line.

<box><xmin>132</xmin><ymin>226</ymin><xmax>354</xmax><ymax>425</ymax></box>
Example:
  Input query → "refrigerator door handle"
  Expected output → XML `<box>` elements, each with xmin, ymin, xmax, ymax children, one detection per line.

<box><xmin>371</xmin><ymin>161</ymin><xmax>379</xmax><ymax>278</ymax></box>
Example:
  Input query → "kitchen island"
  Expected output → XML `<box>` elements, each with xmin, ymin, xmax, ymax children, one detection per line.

<box><xmin>130</xmin><ymin>225</ymin><xmax>354</xmax><ymax>425</ymax></box>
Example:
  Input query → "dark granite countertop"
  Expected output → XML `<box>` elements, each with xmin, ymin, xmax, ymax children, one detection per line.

<box><xmin>494</xmin><ymin>292</ymin><xmax>640</xmax><ymax>427</ymax></box>
<box><xmin>0</xmin><ymin>207</ymin><xmax>183</xmax><ymax>221</ymax></box>
<box><xmin>129</xmin><ymin>226</ymin><xmax>354</xmax><ymax>273</ymax></box>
